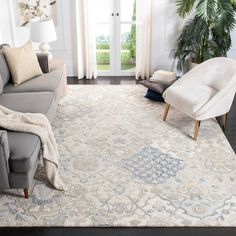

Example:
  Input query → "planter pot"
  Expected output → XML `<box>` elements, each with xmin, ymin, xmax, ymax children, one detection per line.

<box><xmin>189</xmin><ymin>61</ymin><xmax>199</xmax><ymax>70</ymax></box>
<box><xmin>181</xmin><ymin>59</ymin><xmax>200</xmax><ymax>75</ymax></box>
<box><xmin>182</xmin><ymin>59</ymin><xmax>199</xmax><ymax>74</ymax></box>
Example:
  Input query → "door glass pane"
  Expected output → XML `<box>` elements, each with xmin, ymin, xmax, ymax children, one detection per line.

<box><xmin>96</xmin><ymin>24</ymin><xmax>111</xmax><ymax>71</ymax></box>
<box><xmin>94</xmin><ymin>0</ymin><xmax>112</xmax><ymax>72</ymax></box>
<box><xmin>121</xmin><ymin>0</ymin><xmax>136</xmax><ymax>22</ymax></box>
<box><xmin>94</xmin><ymin>0</ymin><xmax>112</xmax><ymax>23</ymax></box>
<box><xmin>121</xmin><ymin>24</ymin><xmax>136</xmax><ymax>71</ymax></box>
<box><xmin>94</xmin><ymin>0</ymin><xmax>136</xmax><ymax>74</ymax></box>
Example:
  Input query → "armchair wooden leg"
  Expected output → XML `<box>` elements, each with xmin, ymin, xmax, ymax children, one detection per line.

<box><xmin>194</xmin><ymin>121</ymin><xmax>201</xmax><ymax>141</ymax></box>
<box><xmin>163</xmin><ymin>103</ymin><xmax>170</xmax><ymax>121</ymax></box>
<box><xmin>221</xmin><ymin>113</ymin><xmax>228</xmax><ymax>131</ymax></box>
<box><xmin>23</xmin><ymin>188</ymin><xmax>29</xmax><ymax>199</ymax></box>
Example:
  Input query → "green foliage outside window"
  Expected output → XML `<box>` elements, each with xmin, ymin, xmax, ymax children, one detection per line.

<box><xmin>129</xmin><ymin>0</ymin><xmax>136</xmax><ymax>60</ymax></box>
<box><xmin>96</xmin><ymin>50</ymin><xmax>133</xmax><ymax>65</ymax></box>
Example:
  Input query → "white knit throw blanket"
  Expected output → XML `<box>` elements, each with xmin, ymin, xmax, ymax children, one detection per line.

<box><xmin>0</xmin><ymin>105</ymin><xmax>65</xmax><ymax>191</ymax></box>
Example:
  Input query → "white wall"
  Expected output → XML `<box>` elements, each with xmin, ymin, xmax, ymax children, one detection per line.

<box><xmin>228</xmin><ymin>29</ymin><xmax>236</xmax><ymax>59</ymax></box>
<box><xmin>1</xmin><ymin>0</ymin><xmax>236</xmax><ymax>76</ymax></box>
<box><xmin>0</xmin><ymin>0</ymin><xmax>76</xmax><ymax>76</ymax></box>
<box><xmin>151</xmin><ymin>0</ymin><xmax>183</xmax><ymax>74</ymax></box>
<box><xmin>0</xmin><ymin>1</ymin><xmax>13</xmax><ymax>45</ymax></box>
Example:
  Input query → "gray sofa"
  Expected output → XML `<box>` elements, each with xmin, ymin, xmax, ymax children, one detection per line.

<box><xmin>0</xmin><ymin>44</ymin><xmax>65</xmax><ymax>199</ymax></box>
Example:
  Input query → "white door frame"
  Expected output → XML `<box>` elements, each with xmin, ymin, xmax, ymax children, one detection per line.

<box><xmin>97</xmin><ymin>0</ymin><xmax>136</xmax><ymax>77</ymax></box>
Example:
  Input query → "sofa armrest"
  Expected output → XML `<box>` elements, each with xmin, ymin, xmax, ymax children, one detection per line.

<box><xmin>36</xmin><ymin>53</ymin><xmax>50</xmax><ymax>73</ymax></box>
<box><xmin>0</xmin><ymin>130</ymin><xmax>10</xmax><ymax>189</ymax></box>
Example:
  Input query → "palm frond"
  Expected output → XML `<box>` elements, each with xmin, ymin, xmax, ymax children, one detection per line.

<box><xmin>230</xmin><ymin>0</ymin><xmax>236</xmax><ymax>10</ymax></box>
<box><xmin>174</xmin><ymin>16</ymin><xmax>208</xmax><ymax>70</ymax></box>
<box><xmin>196</xmin><ymin>0</ymin><xmax>217</xmax><ymax>20</ymax></box>
<box><xmin>216</xmin><ymin>0</ymin><xmax>236</xmax><ymax>32</ymax></box>
<box><xmin>174</xmin><ymin>0</ymin><xmax>236</xmax><ymax>71</ymax></box>
<box><xmin>176</xmin><ymin>0</ymin><xmax>197</xmax><ymax>17</ymax></box>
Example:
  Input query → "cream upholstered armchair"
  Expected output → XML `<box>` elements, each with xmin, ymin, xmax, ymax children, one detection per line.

<box><xmin>163</xmin><ymin>57</ymin><xmax>236</xmax><ymax>140</ymax></box>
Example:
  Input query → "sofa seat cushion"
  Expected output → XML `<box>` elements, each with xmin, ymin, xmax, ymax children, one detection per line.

<box><xmin>8</xmin><ymin>132</ymin><xmax>41</xmax><ymax>173</ymax></box>
<box><xmin>3</xmin><ymin>70</ymin><xmax>63</xmax><ymax>94</ymax></box>
<box><xmin>164</xmin><ymin>85</ymin><xmax>217</xmax><ymax>116</ymax></box>
<box><xmin>0</xmin><ymin>92</ymin><xmax>55</xmax><ymax>120</ymax></box>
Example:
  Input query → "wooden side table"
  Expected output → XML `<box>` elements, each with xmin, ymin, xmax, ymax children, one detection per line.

<box><xmin>49</xmin><ymin>59</ymin><xmax>68</xmax><ymax>97</ymax></box>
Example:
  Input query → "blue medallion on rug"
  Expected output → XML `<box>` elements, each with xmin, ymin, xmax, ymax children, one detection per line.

<box><xmin>122</xmin><ymin>146</ymin><xmax>184</xmax><ymax>184</ymax></box>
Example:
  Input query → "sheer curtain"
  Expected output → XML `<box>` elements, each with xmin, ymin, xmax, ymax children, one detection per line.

<box><xmin>75</xmin><ymin>0</ymin><xmax>97</xmax><ymax>79</ymax></box>
<box><xmin>136</xmin><ymin>0</ymin><xmax>153</xmax><ymax>80</ymax></box>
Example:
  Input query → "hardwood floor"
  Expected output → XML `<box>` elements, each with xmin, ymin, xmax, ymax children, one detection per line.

<box><xmin>68</xmin><ymin>76</ymin><xmax>236</xmax><ymax>153</ymax></box>
<box><xmin>1</xmin><ymin>76</ymin><xmax>235</xmax><ymax>236</ymax></box>
<box><xmin>2</xmin><ymin>227</ymin><xmax>236</xmax><ymax>236</ymax></box>
<box><xmin>67</xmin><ymin>76</ymin><xmax>139</xmax><ymax>85</ymax></box>
<box><xmin>223</xmin><ymin>95</ymin><xmax>236</xmax><ymax>152</ymax></box>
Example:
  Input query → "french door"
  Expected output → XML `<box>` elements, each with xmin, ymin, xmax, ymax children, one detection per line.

<box><xmin>94</xmin><ymin>0</ymin><xmax>136</xmax><ymax>76</ymax></box>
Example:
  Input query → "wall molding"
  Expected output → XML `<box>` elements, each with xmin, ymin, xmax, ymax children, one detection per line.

<box><xmin>7</xmin><ymin>0</ymin><xmax>16</xmax><ymax>46</ymax></box>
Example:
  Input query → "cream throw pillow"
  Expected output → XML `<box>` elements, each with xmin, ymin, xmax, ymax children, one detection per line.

<box><xmin>149</xmin><ymin>70</ymin><xmax>176</xmax><ymax>85</ymax></box>
<box><xmin>3</xmin><ymin>41</ymin><xmax>43</xmax><ymax>86</ymax></box>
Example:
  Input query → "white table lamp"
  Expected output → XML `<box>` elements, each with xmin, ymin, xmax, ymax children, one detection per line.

<box><xmin>30</xmin><ymin>19</ymin><xmax>57</xmax><ymax>60</ymax></box>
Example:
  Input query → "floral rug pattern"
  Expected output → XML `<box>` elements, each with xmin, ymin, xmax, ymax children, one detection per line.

<box><xmin>0</xmin><ymin>85</ymin><xmax>236</xmax><ymax>227</ymax></box>
<box><xmin>122</xmin><ymin>146</ymin><xmax>184</xmax><ymax>184</ymax></box>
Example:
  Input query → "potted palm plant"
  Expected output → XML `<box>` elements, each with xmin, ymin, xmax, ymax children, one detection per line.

<box><xmin>174</xmin><ymin>0</ymin><xmax>236</xmax><ymax>71</ymax></box>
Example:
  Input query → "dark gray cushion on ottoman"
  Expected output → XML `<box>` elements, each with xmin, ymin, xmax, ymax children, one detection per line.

<box><xmin>140</xmin><ymin>80</ymin><xmax>173</xmax><ymax>94</ymax></box>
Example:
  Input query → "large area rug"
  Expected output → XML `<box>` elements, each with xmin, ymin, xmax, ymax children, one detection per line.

<box><xmin>0</xmin><ymin>85</ymin><xmax>236</xmax><ymax>227</ymax></box>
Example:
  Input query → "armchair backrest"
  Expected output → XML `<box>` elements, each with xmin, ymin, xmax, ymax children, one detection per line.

<box><xmin>176</xmin><ymin>57</ymin><xmax>236</xmax><ymax>92</ymax></box>
<box><xmin>190</xmin><ymin>58</ymin><xmax>236</xmax><ymax>119</ymax></box>
<box><xmin>203</xmin><ymin>57</ymin><xmax>236</xmax><ymax>91</ymax></box>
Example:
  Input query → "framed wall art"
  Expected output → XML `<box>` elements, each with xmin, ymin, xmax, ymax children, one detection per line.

<box><xmin>16</xmin><ymin>0</ymin><xmax>57</xmax><ymax>26</ymax></box>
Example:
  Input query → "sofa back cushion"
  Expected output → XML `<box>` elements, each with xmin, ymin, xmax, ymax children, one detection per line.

<box><xmin>0</xmin><ymin>74</ymin><xmax>3</xmax><ymax>94</ymax></box>
<box><xmin>0</xmin><ymin>45</ymin><xmax>11</xmax><ymax>87</ymax></box>
<box><xmin>3</xmin><ymin>41</ymin><xmax>43</xmax><ymax>86</ymax></box>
